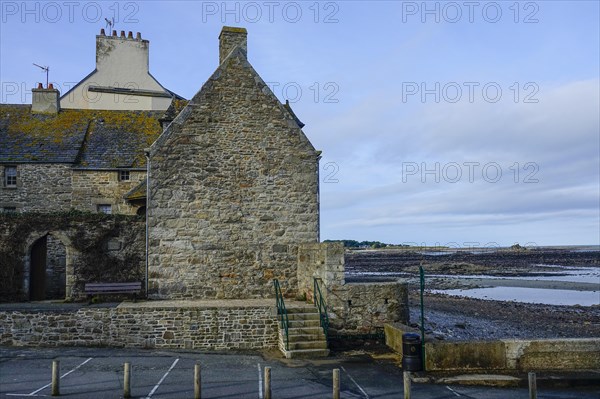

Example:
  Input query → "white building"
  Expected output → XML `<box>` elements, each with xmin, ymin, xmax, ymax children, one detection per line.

<box><xmin>60</xmin><ymin>29</ymin><xmax>182</xmax><ymax>111</ymax></box>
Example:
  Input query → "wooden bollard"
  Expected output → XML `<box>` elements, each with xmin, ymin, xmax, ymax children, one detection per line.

<box><xmin>332</xmin><ymin>368</ymin><xmax>340</xmax><ymax>399</ymax></box>
<box><xmin>528</xmin><ymin>372</ymin><xmax>537</xmax><ymax>399</ymax></box>
<box><xmin>51</xmin><ymin>360</ymin><xmax>60</xmax><ymax>396</ymax></box>
<box><xmin>124</xmin><ymin>362</ymin><xmax>131</xmax><ymax>398</ymax></box>
<box><xmin>403</xmin><ymin>371</ymin><xmax>411</xmax><ymax>399</ymax></box>
<box><xmin>264</xmin><ymin>366</ymin><xmax>271</xmax><ymax>399</ymax></box>
<box><xmin>194</xmin><ymin>363</ymin><xmax>201</xmax><ymax>399</ymax></box>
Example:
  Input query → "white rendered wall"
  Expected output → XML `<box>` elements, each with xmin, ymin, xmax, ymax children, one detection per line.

<box><xmin>60</xmin><ymin>33</ymin><xmax>173</xmax><ymax>111</ymax></box>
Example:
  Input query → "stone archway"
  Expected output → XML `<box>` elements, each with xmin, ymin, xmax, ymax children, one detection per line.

<box><xmin>24</xmin><ymin>231</ymin><xmax>73</xmax><ymax>301</ymax></box>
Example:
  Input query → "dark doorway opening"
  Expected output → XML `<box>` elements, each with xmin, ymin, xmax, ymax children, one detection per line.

<box><xmin>30</xmin><ymin>235</ymin><xmax>47</xmax><ymax>301</ymax></box>
<box><xmin>29</xmin><ymin>234</ymin><xmax>67</xmax><ymax>301</ymax></box>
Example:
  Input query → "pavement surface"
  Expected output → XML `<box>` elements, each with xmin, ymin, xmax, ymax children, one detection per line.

<box><xmin>1</xmin><ymin>347</ymin><xmax>598</xmax><ymax>398</ymax></box>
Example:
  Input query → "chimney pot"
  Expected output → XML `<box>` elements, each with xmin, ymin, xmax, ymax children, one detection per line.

<box><xmin>48</xmin><ymin>83</ymin><xmax>54</xmax><ymax>89</ymax></box>
<box><xmin>136</xmin><ymin>32</ymin><xmax>141</xmax><ymax>40</ymax></box>
<box><xmin>37</xmin><ymin>83</ymin><xmax>43</xmax><ymax>89</ymax></box>
<box><xmin>100</xmin><ymin>28</ymin><xmax>105</xmax><ymax>35</ymax></box>
<box><xmin>112</xmin><ymin>30</ymin><xmax>117</xmax><ymax>36</ymax></box>
<box><xmin>128</xmin><ymin>31</ymin><xmax>133</xmax><ymax>39</ymax></box>
<box><xmin>120</xmin><ymin>30</ymin><xmax>125</xmax><ymax>38</ymax></box>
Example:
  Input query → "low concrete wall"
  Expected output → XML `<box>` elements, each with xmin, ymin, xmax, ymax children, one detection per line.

<box><xmin>385</xmin><ymin>323</ymin><xmax>600</xmax><ymax>372</ymax></box>
<box><xmin>0</xmin><ymin>300</ymin><xmax>278</xmax><ymax>350</ymax></box>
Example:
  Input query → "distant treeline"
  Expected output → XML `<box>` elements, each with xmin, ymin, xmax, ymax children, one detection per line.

<box><xmin>323</xmin><ymin>239</ymin><xmax>406</xmax><ymax>249</ymax></box>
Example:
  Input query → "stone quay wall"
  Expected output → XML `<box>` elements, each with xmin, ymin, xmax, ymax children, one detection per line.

<box><xmin>0</xmin><ymin>302</ymin><xmax>278</xmax><ymax>350</ymax></box>
<box><xmin>298</xmin><ymin>243</ymin><xmax>409</xmax><ymax>335</ymax></box>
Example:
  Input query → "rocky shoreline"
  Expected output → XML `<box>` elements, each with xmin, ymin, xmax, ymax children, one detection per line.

<box><xmin>345</xmin><ymin>248</ymin><xmax>599</xmax><ymax>340</ymax></box>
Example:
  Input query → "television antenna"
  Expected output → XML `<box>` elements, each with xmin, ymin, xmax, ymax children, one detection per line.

<box><xmin>32</xmin><ymin>63</ymin><xmax>49</xmax><ymax>88</ymax></box>
<box><xmin>105</xmin><ymin>17</ymin><xmax>114</xmax><ymax>31</ymax></box>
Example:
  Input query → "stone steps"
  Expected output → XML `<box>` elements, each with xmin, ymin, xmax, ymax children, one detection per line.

<box><xmin>287</xmin><ymin>340</ymin><xmax>328</xmax><ymax>350</ymax></box>
<box><xmin>287</xmin><ymin>312</ymin><xmax>320</xmax><ymax>321</ymax></box>
<box><xmin>288</xmin><ymin>318</ymin><xmax>321</xmax><ymax>328</ymax></box>
<box><xmin>287</xmin><ymin>333</ymin><xmax>325</xmax><ymax>342</ymax></box>
<box><xmin>277</xmin><ymin>304</ymin><xmax>329</xmax><ymax>359</ymax></box>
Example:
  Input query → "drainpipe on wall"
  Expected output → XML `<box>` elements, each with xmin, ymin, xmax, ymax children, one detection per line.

<box><xmin>316</xmin><ymin>152</ymin><xmax>322</xmax><ymax>243</ymax></box>
<box><xmin>144</xmin><ymin>149</ymin><xmax>150</xmax><ymax>297</ymax></box>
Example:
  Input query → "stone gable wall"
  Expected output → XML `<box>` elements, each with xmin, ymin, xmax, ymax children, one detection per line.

<box><xmin>147</xmin><ymin>52</ymin><xmax>319</xmax><ymax>300</ymax></box>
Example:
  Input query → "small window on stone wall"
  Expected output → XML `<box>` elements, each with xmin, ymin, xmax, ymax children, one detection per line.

<box><xmin>4</xmin><ymin>166</ymin><xmax>17</xmax><ymax>187</ymax></box>
<box><xmin>97</xmin><ymin>204</ymin><xmax>112</xmax><ymax>214</ymax></box>
<box><xmin>119</xmin><ymin>170</ymin><xmax>130</xmax><ymax>181</ymax></box>
<box><xmin>2</xmin><ymin>207</ymin><xmax>16</xmax><ymax>213</ymax></box>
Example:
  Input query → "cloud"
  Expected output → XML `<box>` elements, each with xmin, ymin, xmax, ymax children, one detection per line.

<box><xmin>318</xmin><ymin>79</ymin><xmax>599</xmax><ymax>244</ymax></box>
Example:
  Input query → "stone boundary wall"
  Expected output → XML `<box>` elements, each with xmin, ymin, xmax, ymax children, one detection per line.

<box><xmin>298</xmin><ymin>243</ymin><xmax>409</xmax><ymax>335</ymax></box>
<box><xmin>0</xmin><ymin>303</ymin><xmax>278</xmax><ymax>350</ymax></box>
<box><xmin>328</xmin><ymin>282</ymin><xmax>409</xmax><ymax>335</ymax></box>
<box><xmin>385</xmin><ymin>323</ymin><xmax>600</xmax><ymax>372</ymax></box>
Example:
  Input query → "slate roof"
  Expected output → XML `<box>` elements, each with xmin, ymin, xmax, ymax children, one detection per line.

<box><xmin>159</xmin><ymin>99</ymin><xmax>189</xmax><ymax>123</ymax></box>
<box><xmin>0</xmin><ymin>104</ymin><xmax>163</xmax><ymax>169</ymax></box>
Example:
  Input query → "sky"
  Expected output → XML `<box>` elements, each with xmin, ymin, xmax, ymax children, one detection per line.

<box><xmin>1</xmin><ymin>1</ymin><xmax>599</xmax><ymax>247</ymax></box>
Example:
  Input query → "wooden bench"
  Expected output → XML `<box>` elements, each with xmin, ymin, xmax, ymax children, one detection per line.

<box><xmin>85</xmin><ymin>282</ymin><xmax>142</xmax><ymax>303</ymax></box>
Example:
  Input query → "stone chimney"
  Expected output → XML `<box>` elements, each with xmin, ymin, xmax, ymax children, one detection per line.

<box><xmin>219</xmin><ymin>26</ymin><xmax>247</xmax><ymax>64</ymax></box>
<box><xmin>32</xmin><ymin>83</ymin><xmax>60</xmax><ymax>114</ymax></box>
<box><xmin>96</xmin><ymin>29</ymin><xmax>150</xmax><ymax>75</ymax></box>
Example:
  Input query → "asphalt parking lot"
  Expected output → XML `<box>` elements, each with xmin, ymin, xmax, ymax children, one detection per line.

<box><xmin>1</xmin><ymin>347</ymin><xmax>598</xmax><ymax>398</ymax></box>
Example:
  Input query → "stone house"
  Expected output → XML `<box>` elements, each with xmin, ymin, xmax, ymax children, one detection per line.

<box><xmin>0</xmin><ymin>30</ymin><xmax>182</xmax><ymax>300</ymax></box>
<box><xmin>1</xmin><ymin>29</ymin><xmax>183</xmax><ymax>216</ymax></box>
<box><xmin>147</xmin><ymin>27</ymin><xmax>320</xmax><ymax>300</ymax></box>
<box><xmin>0</xmin><ymin>27</ymin><xmax>408</xmax><ymax>342</ymax></box>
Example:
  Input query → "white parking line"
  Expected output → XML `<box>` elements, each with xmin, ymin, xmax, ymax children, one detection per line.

<box><xmin>6</xmin><ymin>357</ymin><xmax>93</xmax><ymax>397</ymax></box>
<box><xmin>145</xmin><ymin>358</ymin><xmax>179</xmax><ymax>398</ymax></box>
<box><xmin>257</xmin><ymin>363</ymin><xmax>263</xmax><ymax>399</ymax></box>
<box><xmin>446</xmin><ymin>386</ymin><xmax>462</xmax><ymax>397</ymax></box>
<box><xmin>341</xmin><ymin>366</ymin><xmax>369</xmax><ymax>398</ymax></box>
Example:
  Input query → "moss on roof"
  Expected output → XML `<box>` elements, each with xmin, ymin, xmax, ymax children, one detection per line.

<box><xmin>0</xmin><ymin>104</ymin><xmax>162</xmax><ymax>167</ymax></box>
<box><xmin>124</xmin><ymin>180</ymin><xmax>147</xmax><ymax>200</ymax></box>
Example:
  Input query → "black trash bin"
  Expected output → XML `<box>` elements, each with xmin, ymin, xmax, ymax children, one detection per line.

<box><xmin>402</xmin><ymin>333</ymin><xmax>423</xmax><ymax>371</ymax></box>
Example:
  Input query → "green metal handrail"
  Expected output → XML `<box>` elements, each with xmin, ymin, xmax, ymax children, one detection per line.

<box><xmin>273</xmin><ymin>279</ymin><xmax>289</xmax><ymax>351</ymax></box>
<box><xmin>313</xmin><ymin>278</ymin><xmax>329</xmax><ymax>339</ymax></box>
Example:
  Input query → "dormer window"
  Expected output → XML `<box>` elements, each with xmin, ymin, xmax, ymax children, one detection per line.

<box><xmin>4</xmin><ymin>166</ymin><xmax>17</xmax><ymax>188</ymax></box>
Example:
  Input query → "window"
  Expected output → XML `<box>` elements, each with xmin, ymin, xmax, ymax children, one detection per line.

<box><xmin>119</xmin><ymin>170</ymin><xmax>130</xmax><ymax>181</ymax></box>
<box><xmin>4</xmin><ymin>166</ymin><xmax>16</xmax><ymax>187</ymax></box>
<box><xmin>97</xmin><ymin>204</ymin><xmax>112</xmax><ymax>214</ymax></box>
<box><xmin>2</xmin><ymin>207</ymin><xmax>16</xmax><ymax>213</ymax></box>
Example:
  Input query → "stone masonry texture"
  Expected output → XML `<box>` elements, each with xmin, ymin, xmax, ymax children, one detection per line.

<box><xmin>147</xmin><ymin>41</ymin><xmax>319</xmax><ymax>300</ymax></box>
<box><xmin>0</xmin><ymin>304</ymin><xmax>278</xmax><ymax>350</ymax></box>
<box><xmin>298</xmin><ymin>243</ymin><xmax>410</xmax><ymax>335</ymax></box>
<box><xmin>0</xmin><ymin>213</ymin><xmax>145</xmax><ymax>301</ymax></box>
